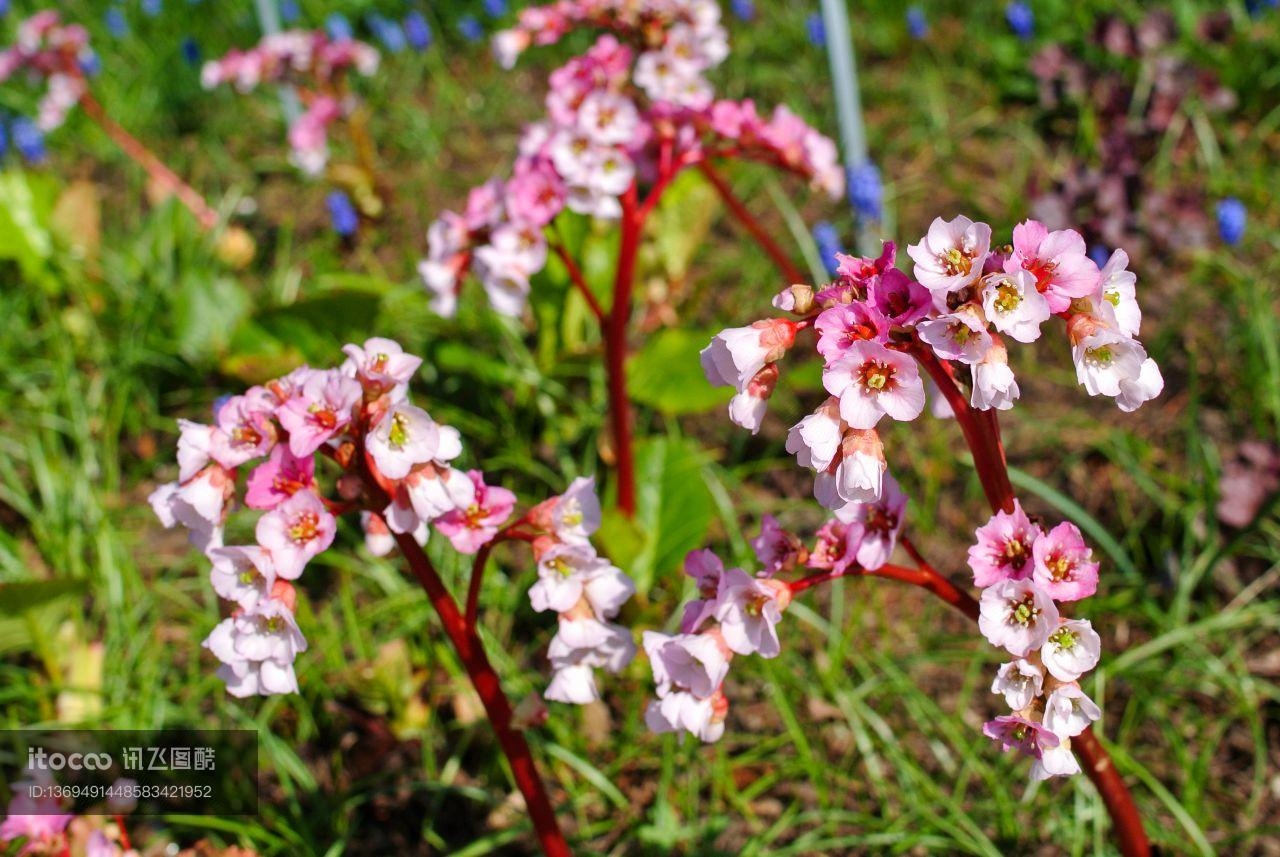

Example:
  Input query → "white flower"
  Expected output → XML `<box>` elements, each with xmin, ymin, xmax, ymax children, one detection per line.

<box><xmin>978</xmin><ymin>579</ymin><xmax>1060</xmax><ymax>657</ymax></box>
<box><xmin>786</xmin><ymin>398</ymin><xmax>844</xmax><ymax>471</ymax></box>
<box><xmin>1039</xmin><ymin>619</ymin><xmax>1102</xmax><ymax>682</ymax></box>
<box><xmin>991</xmin><ymin>659</ymin><xmax>1044</xmax><ymax>711</ymax></box>
<box><xmin>1043</xmin><ymin>684</ymin><xmax>1102</xmax><ymax>738</ymax></box>
<box><xmin>714</xmin><ymin>569</ymin><xmax>790</xmax><ymax>658</ymax></box>
<box><xmin>981</xmin><ymin>269</ymin><xmax>1051</xmax><ymax>343</ymax></box>
<box><xmin>1031</xmin><ymin>744</ymin><xmax>1082</xmax><ymax>781</ymax></box>
<box><xmin>1073</xmin><ymin>330</ymin><xmax>1149</xmax><ymax>399</ymax></box>
<box><xmin>1097</xmin><ymin>249</ymin><xmax>1141</xmax><ymax>337</ymax></box>
<box><xmin>367</xmin><ymin>403</ymin><xmax>450</xmax><ymax>480</ymax></box>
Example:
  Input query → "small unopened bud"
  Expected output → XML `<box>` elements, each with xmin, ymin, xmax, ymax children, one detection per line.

<box><xmin>772</xmin><ymin>283</ymin><xmax>815</xmax><ymax>315</ymax></box>
<box><xmin>336</xmin><ymin>473</ymin><xmax>364</xmax><ymax>501</ymax></box>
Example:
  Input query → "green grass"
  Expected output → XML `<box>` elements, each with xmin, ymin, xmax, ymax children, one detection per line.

<box><xmin>1</xmin><ymin>0</ymin><xmax>1279</xmax><ymax>855</ymax></box>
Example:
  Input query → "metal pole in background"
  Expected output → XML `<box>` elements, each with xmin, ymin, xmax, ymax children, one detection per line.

<box><xmin>819</xmin><ymin>0</ymin><xmax>878</xmax><ymax>255</ymax></box>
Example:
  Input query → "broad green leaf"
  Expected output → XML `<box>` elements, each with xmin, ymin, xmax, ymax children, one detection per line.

<box><xmin>646</xmin><ymin>168</ymin><xmax>720</xmax><ymax>280</ymax></box>
<box><xmin>627</xmin><ymin>436</ymin><xmax>716</xmax><ymax>594</ymax></box>
<box><xmin>0</xmin><ymin>579</ymin><xmax>89</xmax><ymax>615</ymax></box>
<box><xmin>0</xmin><ymin>169</ymin><xmax>57</xmax><ymax>284</ymax></box>
<box><xmin>627</xmin><ymin>327</ymin><xmax>732</xmax><ymax>416</ymax></box>
<box><xmin>175</xmin><ymin>273</ymin><xmax>252</xmax><ymax>363</ymax></box>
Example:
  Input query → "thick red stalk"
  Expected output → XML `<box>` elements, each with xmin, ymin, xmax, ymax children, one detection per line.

<box><xmin>391</xmin><ymin>531</ymin><xmax>571</xmax><ymax>857</ymax></box>
<box><xmin>899</xmin><ymin>350</ymin><xmax>1150</xmax><ymax>856</ymax></box>
<box><xmin>605</xmin><ymin>187</ymin><xmax>641</xmax><ymax>517</ymax></box>
<box><xmin>77</xmin><ymin>92</ymin><xmax>219</xmax><ymax>231</ymax></box>
<box><xmin>696</xmin><ymin>161</ymin><xmax>807</xmax><ymax>286</ymax></box>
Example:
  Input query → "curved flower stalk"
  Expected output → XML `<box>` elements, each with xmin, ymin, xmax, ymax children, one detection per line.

<box><xmin>150</xmin><ymin>337</ymin><xmax>634</xmax><ymax>856</ymax></box>
<box><xmin>421</xmin><ymin>0</ymin><xmax>843</xmax><ymax>514</ymax></box>
<box><xmin>201</xmin><ymin>30</ymin><xmax>380</xmax><ymax>182</ymax></box>
<box><xmin>696</xmin><ymin>216</ymin><xmax>1157</xmax><ymax>855</ymax></box>
<box><xmin>0</xmin><ymin>9</ymin><xmax>220</xmax><ymax>230</ymax></box>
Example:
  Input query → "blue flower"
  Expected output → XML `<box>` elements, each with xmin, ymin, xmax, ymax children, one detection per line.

<box><xmin>0</xmin><ymin>120</ymin><xmax>8</xmax><ymax>160</ymax></box>
<box><xmin>279</xmin><ymin>0</ymin><xmax>300</xmax><ymax>24</ymax></box>
<box><xmin>813</xmin><ymin>221</ymin><xmax>843</xmax><ymax>277</ymax></box>
<box><xmin>404</xmin><ymin>11</ymin><xmax>432</xmax><ymax>52</ymax></box>
<box><xmin>12</xmin><ymin>117</ymin><xmax>47</xmax><ymax>164</ymax></box>
<box><xmin>79</xmin><ymin>51</ymin><xmax>102</xmax><ymax>77</ymax></box>
<box><xmin>326</xmin><ymin>12</ymin><xmax>353</xmax><ymax>42</ymax></box>
<box><xmin>105</xmin><ymin>6</ymin><xmax>128</xmax><ymax>37</ymax></box>
<box><xmin>180</xmin><ymin>37</ymin><xmax>201</xmax><ymax>67</ymax></box>
<box><xmin>142</xmin><ymin>0</ymin><xmax>162</xmax><ymax>17</ymax></box>
<box><xmin>0</xmin><ymin>0</ymin><xmax>10</xmax><ymax>19</ymax></box>
<box><xmin>1217</xmin><ymin>198</ymin><xmax>1246</xmax><ymax>246</ymax></box>
<box><xmin>458</xmin><ymin>15</ymin><xmax>483</xmax><ymax>43</ymax></box>
<box><xmin>327</xmin><ymin>191</ymin><xmax>359</xmax><ymax>238</ymax></box>
<box><xmin>806</xmin><ymin>12</ymin><xmax>825</xmax><ymax>47</ymax></box>
<box><xmin>482</xmin><ymin>0</ymin><xmax>508</xmax><ymax>18</ymax></box>
<box><xmin>906</xmin><ymin>6</ymin><xmax>927</xmax><ymax>39</ymax></box>
<box><xmin>1088</xmin><ymin>244</ymin><xmax>1110</xmax><ymax>269</ymax></box>
<box><xmin>730</xmin><ymin>0</ymin><xmax>755</xmax><ymax>21</ymax></box>
<box><xmin>368</xmin><ymin>14</ymin><xmax>407</xmax><ymax>53</ymax></box>
<box><xmin>847</xmin><ymin>162</ymin><xmax>883</xmax><ymax>222</ymax></box>
<box><xmin>1005</xmin><ymin>1</ymin><xmax>1034</xmax><ymax>41</ymax></box>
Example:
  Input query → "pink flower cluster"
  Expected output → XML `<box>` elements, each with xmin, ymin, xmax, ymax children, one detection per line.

<box><xmin>150</xmin><ymin>337</ymin><xmax>633</xmax><ymax>703</ymax></box>
<box><xmin>1</xmin><ymin>771</ymin><xmax>137</xmax><ymax>857</ymax></box>
<box><xmin>147</xmin><ymin>339</ymin><xmax>461</xmax><ymax>695</ymax></box>
<box><xmin>0</xmin><ymin>11</ymin><xmax>93</xmax><ymax>130</ymax></box>
<box><xmin>644</xmin><ymin>549</ymin><xmax>792</xmax><ymax>742</ymax></box>
<box><xmin>201</xmin><ymin>30</ymin><xmax>379</xmax><ymax>175</ymax></box>
<box><xmin>526</xmin><ymin>477</ymin><xmax>637</xmax><ymax>703</ymax></box>
<box><xmin>704</xmin><ymin>217</ymin><xmax>1162</xmax><ymax>514</ymax></box>
<box><xmin>972</xmin><ymin>501</ymin><xmax>1104</xmax><ymax>780</ymax></box>
<box><xmin>420</xmin><ymin>2</ymin><xmax>841</xmax><ymax>318</ymax></box>
<box><xmin>646</xmin><ymin>493</ymin><xmax>912</xmax><ymax>742</ymax></box>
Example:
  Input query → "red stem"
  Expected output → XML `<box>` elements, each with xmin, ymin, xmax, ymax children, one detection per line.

<box><xmin>391</xmin><ymin>529</ymin><xmax>571</xmax><ymax>857</ymax></box>
<box><xmin>892</xmin><ymin>349</ymin><xmax>1150</xmax><ymax>855</ymax></box>
<box><xmin>605</xmin><ymin>186</ymin><xmax>641</xmax><ymax>517</ymax></box>
<box><xmin>551</xmin><ymin>239</ymin><xmax>607</xmax><ymax>326</ymax></box>
<box><xmin>696</xmin><ymin>161</ymin><xmax>806</xmax><ymax>286</ymax></box>
<box><xmin>77</xmin><ymin>92</ymin><xmax>219</xmax><ymax>231</ymax></box>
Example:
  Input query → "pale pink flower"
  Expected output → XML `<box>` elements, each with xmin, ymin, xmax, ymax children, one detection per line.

<box><xmin>399</xmin><ymin>465</ymin><xmax>476</xmax><ymax>526</ymax></box>
<box><xmin>550</xmin><ymin>476</ymin><xmax>601</xmax><ymax>545</ymax></box>
<box><xmin>968</xmin><ymin>499</ymin><xmax>1041</xmax><ymax>587</ymax></box>
<box><xmin>254</xmin><ymin>489</ymin><xmax>336</xmax><ymax>579</ymax></box>
<box><xmin>827</xmin><ymin>428</ymin><xmax>886</xmax><ymax>507</ymax></box>
<box><xmin>210</xmin><ymin>391</ymin><xmax>277</xmax><ymax>468</ymax></box>
<box><xmin>978</xmin><ymin>578</ymin><xmax>1059</xmax><ymax>657</ymax></box>
<box><xmin>644</xmin><ymin>689</ymin><xmax>726</xmax><ymax>742</ymax></box>
<box><xmin>916</xmin><ymin>306</ymin><xmax>993</xmax><ymax>365</ymax></box>
<box><xmin>906</xmin><ymin>215</ymin><xmax>992</xmax><ymax>299</ymax></box>
<box><xmin>982</xmin><ymin>714</ymin><xmax>1059</xmax><ymax>759</ymax></box>
<box><xmin>433</xmin><ymin>471</ymin><xmax>517</xmax><ymax>554</ymax></box>
<box><xmin>204</xmin><ymin>597</ymin><xmax>307</xmax><ymax>697</ymax></box>
<box><xmin>176</xmin><ymin>419</ymin><xmax>215</xmax><ymax>482</ymax></box>
<box><xmin>701</xmin><ymin>319</ymin><xmax>796</xmax><ymax>390</ymax></box>
<box><xmin>681</xmin><ymin>549</ymin><xmax>724</xmax><ymax>634</ymax></box>
<box><xmin>728</xmin><ymin>363</ymin><xmax>778</xmax><ymax>434</ymax></box>
<box><xmin>786</xmin><ymin>398</ymin><xmax>844</xmax><ymax>472</ymax></box>
<box><xmin>714</xmin><ymin>568</ymin><xmax>791</xmax><ymax>657</ymax></box>
<box><xmin>1032</xmin><ymin>743</ymin><xmax>1082</xmax><ymax>780</ymax></box>
<box><xmin>529</xmin><ymin>543</ymin><xmax>634</xmax><ymax>619</ymax></box>
<box><xmin>341</xmin><ymin>337</ymin><xmax>423</xmax><ymax>396</ymax></box>
<box><xmin>360</xmin><ymin>510</ymin><xmax>426</xmax><ymax>557</ymax></box>
<box><xmin>1072</xmin><ymin>328</ymin><xmax>1150</xmax><ymax>400</ymax></box>
<box><xmin>822</xmin><ymin>340</ymin><xmax>925</xmax><ymax>429</ymax></box>
<box><xmin>751</xmin><ymin>515</ymin><xmax>805</xmax><ymax>576</ymax></box>
<box><xmin>1042</xmin><ymin>684</ymin><xmax>1102</xmax><ymax>738</ymax></box>
<box><xmin>367</xmin><ymin>403</ymin><xmax>457</xmax><ymax>481</ymax></box>
<box><xmin>1039</xmin><ymin>618</ymin><xmax>1102</xmax><ymax>682</ymax></box>
<box><xmin>1115</xmin><ymin>358</ymin><xmax>1164</xmax><ymax>413</ymax></box>
<box><xmin>1096</xmin><ymin>249</ymin><xmax>1141</xmax><ymax>337</ymax></box>
<box><xmin>1031</xmin><ymin>521</ymin><xmax>1099</xmax><ymax>601</ymax></box>
<box><xmin>643</xmin><ymin>631</ymin><xmax>731</xmax><ymax>700</ymax></box>
<box><xmin>545</xmin><ymin>616</ymin><xmax>635</xmax><ymax>703</ymax></box>
<box><xmin>991</xmin><ymin>659</ymin><xmax>1044</xmax><ymax>711</ymax></box>
<box><xmin>981</xmin><ymin>269</ymin><xmax>1051</xmax><ymax>343</ymax></box>
<box><xmin>276</xmin><ymin>369</ymin><xmax>362</xmax><ymax>457</ymax></box>
<box><xmin>970</xmin><ymin>339</ymin><xmax>1020</xmax><ymax>411</ymax></box>
<box><xmin>208</xmin><ymin>545</ymin><xmax>276</xmax><ymax>609</ymax></box>
<box><xmin>1007</xmin><ymin>220</ymin><xmax>1100</xmax><ymax>314</ymax></box>
<box><xmin>837</xmin><ymin>473</ymin><xmax>907</xmax><ymax>569</ymax></box>
<box><xmin>245</xmin><ymin>444</ymin><xmax>316</xmax><ymax>510</ymax></box>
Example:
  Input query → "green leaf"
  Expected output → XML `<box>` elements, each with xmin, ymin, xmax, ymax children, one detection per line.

<box><xmin>627</xmin><ymin>328</ymin><xmax>733</xmax><ymax>416</ymax></box>
<box><xmin>0</xmin><ymin>579</ymin><xmax>88</xmax><ymax>615</ymax></box>
<box><xmin>646</xmin><ymin>168</ymin><xmax>720</xmax><ymax>280</ymax></box>
<box><xmin>174</xmin><ymin>273</ymin><xmax>252</xmax><ymax>363</ymax></box>
<box><xmin>627</xmin><ymin>436</ymin><xmax>716</xmax><ymax>594</ymax></box>
<box><xmin>0</xmin><ymin>169</ymin><xmax>57</xmax><ymax>285</ymax></box>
